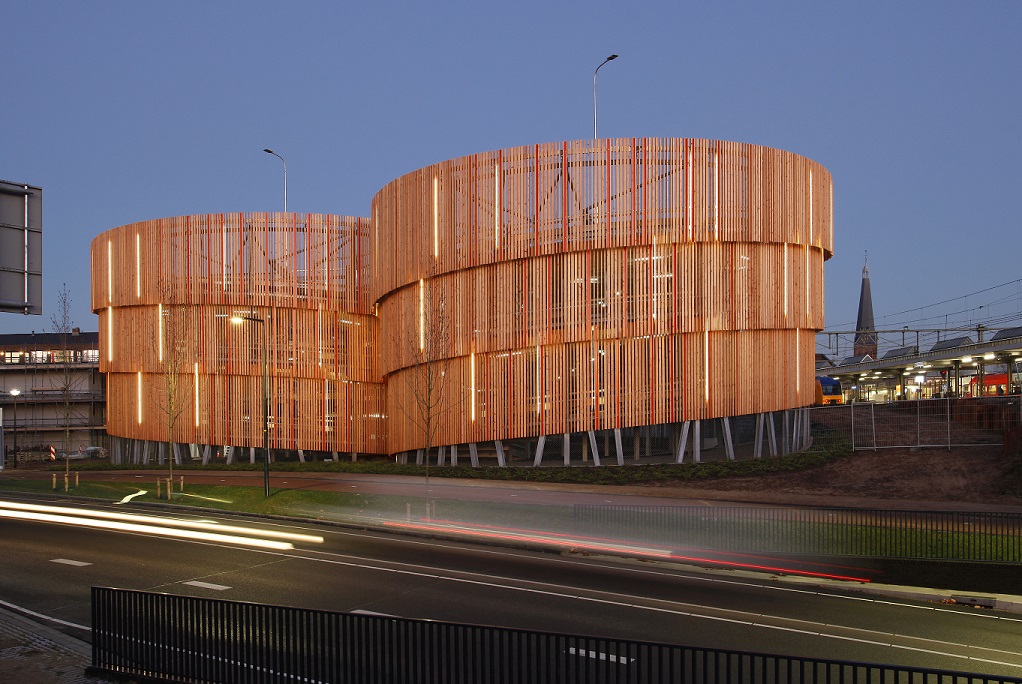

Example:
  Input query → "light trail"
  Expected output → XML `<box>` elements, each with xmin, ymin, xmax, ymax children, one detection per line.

<box><xmin>0</xmin><ymin>509</ymin><xmax>296</xmax><ymax>550</ymax></box>
<box><xmin>0</xmin><ymin>500</ymin><xmax>323</xmax><ymax>545</ymax></box>
<box><xmin>382</xmin><ymin>519</ymin><xmax>873</xmax><ymax>582</ymax></box>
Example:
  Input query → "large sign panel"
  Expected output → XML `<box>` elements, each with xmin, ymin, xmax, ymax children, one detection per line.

<box><xmin>0</xmin><ymin>180</ymin><xmax>42</xmax><ymax>315</ymax></box>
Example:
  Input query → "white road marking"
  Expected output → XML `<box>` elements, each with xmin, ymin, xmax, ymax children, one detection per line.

<box><xmin>183</xmin><ymin>581</ymin><xmax>232</xmax><ymax>591</ymax></box>
<box><xmin>0</xmin><ymin>597</ymin><xmax>90</xmax><ymax>631</ymax></box>
<box><xmin>118</xmin><ymin>490</ymin><xmax>147</xmax><ymax>504</ymax></box>
<box><xmin>352</xmin><ymin>609</ymin><xmax>396</xmax><ymax>617</ymax></box>
<box><xmin>568</xmin><ymin>647</ymin><xmax>634</xmax><ymax>664</ymax></box>
<box><xmin>288</xmin><ymin>548</ymin><xmax>1022</xmax><ymax>668</ymax></box>
<box><xmin>50</xmin><ymin>558</ymin><xmax>91</xmax><ymax>567</ymax></box>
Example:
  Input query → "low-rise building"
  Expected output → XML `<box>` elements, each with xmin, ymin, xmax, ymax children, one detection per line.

<box><xmin>0</xmin><ymin>330</ymin><xmax>106</xmax><ymax>464</ymax></box>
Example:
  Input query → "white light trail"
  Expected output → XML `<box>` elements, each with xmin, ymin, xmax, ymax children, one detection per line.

<box><xmin>0</xmin><ymin>500</ymin><xmax>323</xmax><ymax>546</ymax></box>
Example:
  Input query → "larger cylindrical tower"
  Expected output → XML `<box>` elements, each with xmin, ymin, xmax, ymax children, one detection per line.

<box><xmin>372</xmin><ymin>138</ymin><xmax>833</xmax><ymax>454</ymax></box>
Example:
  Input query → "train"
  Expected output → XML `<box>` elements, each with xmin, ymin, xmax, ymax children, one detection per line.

<box><xmin>965</xmin><ymin>372</ymin><xmax>1018</xmax><ymax>397</ymax></box>
<box><xmin>815</xmin><ymin>376</ymin><xmax>843</xmax><ymax>405</ymax></box>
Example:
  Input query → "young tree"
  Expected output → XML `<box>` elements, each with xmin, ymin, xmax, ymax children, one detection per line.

<box><xmin>152</xmin><ymin>301</ymin><xmax>191</xmax><ymax>493</ymax></box>
<box><xmin>395</xmin><ymin>273</ymin><xmax>455</xmax><ymax>502</ymax></box>
<box><xmin>49</xmin><ymin>284</ymin><xmax>79</xmax><ymax>483</ymax></box>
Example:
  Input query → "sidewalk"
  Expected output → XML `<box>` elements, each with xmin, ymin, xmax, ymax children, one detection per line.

<box><xmin>0</xmin><ymin>606</ymin><xmax>107</xmax><ymax>683</ymax></box>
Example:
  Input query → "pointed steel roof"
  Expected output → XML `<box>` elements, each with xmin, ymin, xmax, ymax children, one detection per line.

<box><xmin>854</xmin><ymin>253</ymin><xmax>875</xmax><ymax>334</ymax></box>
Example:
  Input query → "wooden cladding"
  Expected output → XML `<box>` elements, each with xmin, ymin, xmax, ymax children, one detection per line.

<box><xmin>379</xmin><ymin>242</ymin><xmax>825</xmax><ymax>376</ymax></box>
<box><xmin>92</xmin><ymin>214</ymin><xmax>385</xmax><ymax>454</ymax></box>
<box><xmin>93</xmin><ymin>139</ymin><xmax>834</xmax><ymax>457</ymax></box>
<box><xmin>385</xmin><ymin>329</ymin><xmax>813</xmax><ymax>453</ymax></box>
<box><xmin>92</xmin><ymin>213</ymin><xmax>372</xmax><ymax>314</ymax></box>
<box><xmin>371</xmin><ymin>138</ymin><xmax>832</xmax><ymax>304</ymax></box>
<box><xmin>375</xmin><ymin>138</ymin><xmax>832</xmax><ymax>454</ymax></box>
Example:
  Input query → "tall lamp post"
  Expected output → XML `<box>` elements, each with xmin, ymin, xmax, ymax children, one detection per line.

<box><xmin>9</xmin><ymin>389</ymin><xmax>19</xmax><ymax>469</ymax></box>
<box><xmin>231</xmin><ymin>313</ymin><xmax>271</xmax><ymax>497</ymax></box>
<box><xmin>593</xmin><ymin>54</ymin><xmax>618</xmax><ymax>139</ymax></box>
<box><xmin>262</xmin><ymin>149</ymin><xmax>287</xmax><ymax>212</ymax></box>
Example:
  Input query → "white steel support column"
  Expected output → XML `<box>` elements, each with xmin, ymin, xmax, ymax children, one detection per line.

<box><xmin>450</xmin><ymin>444</ymin><xmax>458</xmax><ymax>466</ymax></box>
<box><xmin>782</xmin><ymin>410</ymin><xmax>791</xmax><ymax>456</ymax></box>
<box><xmin>469</xmin><ymin>442</ymin><xmax>479</xmax><ymax>467</ymax></box>
<box><xmin>675</xmin><ymin>421</ymin><xmax>691</xmax><ymax>463</ymax></box>
<box><xmin>613</xmin><ymin>429</ymin><xmax>624</xmax><ymax>465</ymax></box>
<box><xmin>563</xmin><ymin>433</ymin><xmax>571</xmax><ymax>466</ymax></box>
<box><xmin>693</xmin><ymin>421</ymin><xmax>702</xmax><ymax>463</ymax></box>
<box><xmin>416</xmin><ymin>448</ymin><xmax>424</xmax><ymax>465</ymax></box>
<box><xmin>766</xmin><ymin>413</ymin><xmax>778</xmax><ymax>456</ymax></box>
<box><xmin>249</xmin><ymin>446</ymin><xmax>256</xmax><ymax>464</ymax></box>
<box><xmin>494</xmin><ymin>440</ymin><xmax>506</xmax><ymax>467</ymax></box>
<box><xmin>534</xmin><ymin>435</ymin><xmax>546</xmax><ymax>466</ymax></box>
<box><xmin>721</xmin><ymin>417</ymin><xmax>735</xmax><ymax>460</ymax></box>
<box><xmin>437</xmin><ymin>446</ymin><xmax>446</xmax><ymax>466</ymax></box>
<box><xmin>587</xmin><ymin>431</ymin><xmax>601</xmax><ymax>466</ymax></box>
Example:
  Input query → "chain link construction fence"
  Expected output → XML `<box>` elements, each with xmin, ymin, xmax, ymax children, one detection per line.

<box><xmin>808</xmin><ymin>396</ymin><xmax>1022</xmax><ymax>451</ymax></box>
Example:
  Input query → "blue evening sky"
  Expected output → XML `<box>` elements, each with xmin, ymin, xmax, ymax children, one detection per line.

<box><xmin>2</xmin><ymin>1</ymin><xmax>1020</xmax><ymax>347</ymax></box>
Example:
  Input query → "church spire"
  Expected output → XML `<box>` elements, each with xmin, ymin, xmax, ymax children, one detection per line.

<box><xmin>854</xmin><ymin>251</ymin><xmax>877</xmax><ymax>358</ymax></box>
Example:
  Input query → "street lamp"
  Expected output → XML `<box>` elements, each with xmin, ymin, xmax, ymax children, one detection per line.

<box><xmin>231</xmin><ymin>313</ymin><xmax>271</xmax><ymax>497</ymax></box>
<box><xmin>262</xmin><ymin>148</ymin><xmax>287</xmax><ymax>212</ymax></box>
<box><xmin>9</xmin><ymin>389</ymin><xmax>19</xmax><ymax>469</ymax></box>
<box><xmin>593</xmin><ymin>54</ymin><xmax>618</xmax><ymax>139</ymax></box>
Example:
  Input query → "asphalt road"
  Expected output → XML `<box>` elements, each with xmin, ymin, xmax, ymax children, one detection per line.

<box><xmin>2</xmin><ymin>496</ymin><xmax>1021</xmax><ymax>678</ymax></box>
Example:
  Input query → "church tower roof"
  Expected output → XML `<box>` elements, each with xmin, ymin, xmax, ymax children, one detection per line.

<box><xmin>854</xmin><ymin>252</ymin><xmax>877</xmax><ymax>358</ymax></box>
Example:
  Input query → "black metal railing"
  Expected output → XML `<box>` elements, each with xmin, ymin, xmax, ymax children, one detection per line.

<box><xmin>91</xmin><ymin>588</ymin><xmax>1022</xmax><ymax>684</ymax></box>
<box><xmin>573</xmin><ymin>506</ymin><xmax>1022</xmax><ymax>562</ymax></box>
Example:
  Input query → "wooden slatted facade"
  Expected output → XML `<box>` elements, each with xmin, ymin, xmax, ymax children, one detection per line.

<box><xmin>92</xmin><ymin>138</ymin><xmax>833</xmax><ymax>460</ymax></box>
<box><xmin>374</xmin><ymin>138</ymin><xmax>832</xmax><ymax>454</ymax></box>
<box><xmin>91</xmin><ymin>213</ymin><xmax>386</xmax><ymax>454</ymax></box>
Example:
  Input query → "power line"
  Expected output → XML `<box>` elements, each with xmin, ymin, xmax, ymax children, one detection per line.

<box><xmin>825</xmin><ymin>278</ymin><xmax>1022</xmax><ymax>332</ymax></box>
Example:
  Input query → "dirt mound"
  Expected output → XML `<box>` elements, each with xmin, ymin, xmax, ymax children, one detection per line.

<box><xmin>653</xmin><ymin>445</ymin><xmax>1022</xmax><ymax>511</ymax></box>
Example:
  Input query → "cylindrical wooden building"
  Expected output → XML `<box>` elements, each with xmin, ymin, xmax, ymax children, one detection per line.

<box><xmin>91</xmin><ymin>213</ymin><xmax>386</xmax><ymax>458</ymax></box>
<box><xmin>92</xmin><ymin>138</ymin><xmax>833</xmax><ymax>465</ymax></box>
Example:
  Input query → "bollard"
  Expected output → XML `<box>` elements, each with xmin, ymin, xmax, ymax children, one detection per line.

<box><xmin>406</xmin><ymin>503</ymin><xmax>411</xmax><ymax>522</ymax></box>
<box><xmin>75</xmin><ymin>472</ymin><xmax>79</xmax><ymax>487</ymax></box>
<box><xmin>179</xmin><ymin>475</ymin><xmax>184</xmax><ymax>492</ymax></box>
<box><xmin>156</xmin><ymin>479</ymin><xmax>161</xmax><ymax>499</ymax></box>
<box><xmin>52</xmin><ymin>473</ymin><xmax>56</xmax><ymax>491</ymax></box>
<box><xmin>64</xmin><ymin>474</ymin><xmax>68</xmax><ymax>493</ymax></box>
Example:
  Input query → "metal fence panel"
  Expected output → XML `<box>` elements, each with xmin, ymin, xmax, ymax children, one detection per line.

<box><xmin>572</xmin><ymin>506</ymin><xmax>1022</xmax><ymax>561</ymax></box>
<box><xmin>91</xmin><ymin>588</ymin><xmax>1022</xmax><ymax>684</ymax></box>
<box><xmin>805</xmin><ymin>397</ymin><xmax>1020</xmax><ymax>451</ymax></box>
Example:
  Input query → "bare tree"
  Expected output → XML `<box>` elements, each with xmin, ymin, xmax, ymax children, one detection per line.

<box><xmin>395</xmin><ymin>273</ymin><xmax>455</xmax><ymax>492</ymax></box>
<box><xmin>49</xmin><ymin>284</ymin><xmax>79</xmax><ymax>482</ymax></box>
<box><xmin>150</xmin><ymin>298</ymin><xmax>192</xmax><ymax>495</ymax></box>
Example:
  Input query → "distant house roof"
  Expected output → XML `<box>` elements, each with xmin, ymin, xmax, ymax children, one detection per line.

<box><xmin>0</xmin><ymin>331</ymin><xmax>99</xmax><ymax>349</ymax></box>
<box><xmin>929</xmin><ymin>336</ymin><xmax>974</xmax><ymax>352</ymax></box>
<box><xmin>839</xmin><ymin>354</ymin><xmax>872</xmax><ymax>366</ymax></box>
<box><xmin>991</xmin><ymin>327</ymin><xmax>1022</xmax><ymax>342</ymax></box>
<box><xmin>882</xmin><ymin>346</ymin><xmax>918</xmax><ymax>359</ymax></box>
